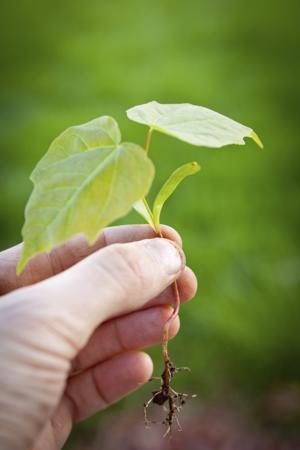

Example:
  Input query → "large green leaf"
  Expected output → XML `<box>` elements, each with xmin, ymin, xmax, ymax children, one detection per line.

<box><xmin>127</xmin><ymin>101</ymin><xmax>263</xmax><ymax>148</ymax></box>
<box><xmin>153</xmin><ymin>161</ymin><xmax>200</xmax><ymax>231</ymax></box>
<box><xmin>17</xmin><ymin>116</ymin><xmax>154</xmax><ymax>274</ymax></box>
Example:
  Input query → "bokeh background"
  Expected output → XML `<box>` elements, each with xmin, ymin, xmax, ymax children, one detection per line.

<box><xmin>1</xmin><ymin>0</ymin><xmax>299</xmax><ymax>448</ymax></box>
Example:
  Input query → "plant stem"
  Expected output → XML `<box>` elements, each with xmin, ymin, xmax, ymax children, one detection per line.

<box><xmin>159</xmin><ymin>228</ymin><xmax>181</xmax><ymax>364</ymax></box>
<box><xmin>142</xmin><ymin>127</ymin><xmax>180</xmax><ymax>364</ymax></box>
<box><xmin>142</xmin><ymin>197</ymin><xmax>154</xmax><ymax>225</ymax></box>
<box><xmin>145</xmin><ymin>127</ymin><xmax>153</xmax><ymax>154</ymax></box>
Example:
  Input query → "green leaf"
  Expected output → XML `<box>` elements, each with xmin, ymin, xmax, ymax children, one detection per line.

<box><xmin>153</xmin><ymin>161</ymin><xmax>200</xmax><ymax>231</ymax></box>
<box><xmin>17</xmin><ymin>116</ymin><xmax>154</xmax><ymax>274</ymax></box>
<box><xmin>127</xmin><ymin>101</ymin><xmax>263</xmax><ymax>149</ymax></box>
<box><xmin>133</xmin><ymin>198</ymin><xmax>155</xmax><ymax>230</ymax></box>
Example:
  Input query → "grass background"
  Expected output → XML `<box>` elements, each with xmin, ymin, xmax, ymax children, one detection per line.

<box><xmin>1</xmin><ymin>0</ymin><xmax>299</xmax><ymax>445</ymax></box>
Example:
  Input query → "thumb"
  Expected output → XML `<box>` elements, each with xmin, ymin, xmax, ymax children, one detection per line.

<box><xmin>23</xmin><ymin>237</ymin><xmax>185</xmax><ymax>355</ymax></box>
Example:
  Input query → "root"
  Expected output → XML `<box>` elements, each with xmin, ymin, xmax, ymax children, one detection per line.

<box><xmin>144</xmin><ymin>358</ymin><xmax>196</xmax><ymax>436</ymax></box>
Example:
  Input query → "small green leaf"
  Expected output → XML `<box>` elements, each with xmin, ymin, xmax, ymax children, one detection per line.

<box><xmin>17</xmin><ymin>116</ymin><xmax>154</xmax><ymax>274</ymax></box>
<box><xmin>153</xmin><ymin>161</ymin><xmax>200</xmax><ymax>231</ymax></box>
<box><xmin>127</xmin><ymin>101</ymin><xmax>263</xmax><ymax>149</ymax></box>
<box><xmin>133</xmin><ymin>199</ymin><xmax>155</xmax><ymax>230</ymax></box>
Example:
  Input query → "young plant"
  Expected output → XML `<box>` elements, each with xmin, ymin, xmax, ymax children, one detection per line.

<box><xmin>17</xmin><ymin>101</ymin><xmax>262</xmax><ymax>434</ymax></box>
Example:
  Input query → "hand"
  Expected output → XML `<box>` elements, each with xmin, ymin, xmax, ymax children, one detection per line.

<box><xmin>0</xmin><ymin>225</ymin><xmax>197</xmax><ymax>450</ymax></box>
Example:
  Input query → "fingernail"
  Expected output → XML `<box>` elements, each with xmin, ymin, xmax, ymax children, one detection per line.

<box><xmin>143</xmin><ymin>239</ymin><xmax>185</xmax><ymax>275</ymax></box>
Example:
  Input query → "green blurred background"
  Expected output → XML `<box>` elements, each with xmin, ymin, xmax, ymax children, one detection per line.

<box><xmin>1</xmin><ymin>0</ymin><xmax>299</xmax><ymax>447</ymax></box>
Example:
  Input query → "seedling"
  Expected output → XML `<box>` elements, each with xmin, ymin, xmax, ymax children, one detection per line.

<box><xmin>17</xmin><ymin>101</ymin><xmax>262</xmax><ymax>435</ymax></box>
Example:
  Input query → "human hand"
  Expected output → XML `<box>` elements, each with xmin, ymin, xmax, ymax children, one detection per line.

<box><xmin>0</xmin><ymin>225</ymin><xmax>197</xmax><ymax>450</ymax></box>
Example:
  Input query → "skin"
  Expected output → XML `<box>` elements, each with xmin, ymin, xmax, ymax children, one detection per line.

<box><xmin>0</xmin><ymin>224</ymin><xmax>197</xmax><ymax>450</ymax></box>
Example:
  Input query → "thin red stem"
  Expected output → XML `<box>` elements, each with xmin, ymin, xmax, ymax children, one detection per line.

<box><xmin>159</xmin><ymin>229</ymin><xmax>181</xmax><ymax>362</ymax></box>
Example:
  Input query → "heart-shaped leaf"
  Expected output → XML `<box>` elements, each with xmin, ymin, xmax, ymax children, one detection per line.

<box><xmin>127</xmin><ymin>101</ymin><xmax>263</xmax><ymax>149</ymax></box>
<box><xmin>153</xmin><ymin>161</ymin><xmax>200</xmax><ymax>231</ymax></box>
<box><xmin>17</xmin><ymin>116</ymin><xmax>154</xmax><ymax>274</ymax></box>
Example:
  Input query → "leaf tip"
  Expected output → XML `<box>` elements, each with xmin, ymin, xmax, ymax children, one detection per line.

<box><xmin>191</xmin><ymin>161</ymin><xmax>201</xmax><ymax>172</ymax></box>
<box><xmin>250</xmin><ymin>131</ymin><xmax>264</xmax><ymax>149</ymax></box>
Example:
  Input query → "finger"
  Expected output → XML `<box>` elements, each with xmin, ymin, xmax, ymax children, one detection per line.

<box><xmin>65</xmin><ymin>351</ymin><xmax>153</xmax><ymax>422</ymax></box>
<box><xmin>29</xmin><ymin>400</ymin><xmax>72</xmax><ymax>450</ymax></box>
<box><xmin>31</xmin><ymin>351</ymin><xmax>153</xmax><ymax>450</ymax></box>
<box><xmin>71</xmin><ymin>305</ymin><xmax>180</xmax><ymax>373</ymax></box>
<box><xmin>0</xmin><ymin>224</ymin><xmax>182</xmax><ymax>294</ymax></box>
